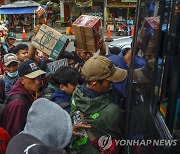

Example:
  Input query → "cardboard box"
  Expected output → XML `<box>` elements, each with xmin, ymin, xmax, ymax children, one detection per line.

<box><xmin>32</xmin><ymin>24</ymin><xmax>70</xmax><ymax>60</ymax></box>
<box><xmin>47</xmin><ymin>58</ymin><xmax>68</xmax><ymax>74</ymax></box>
<box><xmin>137</xmin><ymin>17</ymin><xmax>160</xmax><ymax>55</ymax></box>
<box><xmin>72</xmin><ymin>15</ymin><xmax>104</xmax><ymax>53</ymax></box>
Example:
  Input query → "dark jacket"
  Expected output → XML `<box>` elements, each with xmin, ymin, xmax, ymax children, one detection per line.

<box><xmin>2</xmin><ymin>80</ymin><xmax>34</xmax><ymax>137</ymax></box>
<box><xmin>70</xmin><ymin>85</ymin><xmax>125</xmax><ymax>154</ymax></box>
<box><xmin>50</xmin><ymin>88</ymin><xmax>71</xmax><ymax>113</ymax></box>
<box><xmin>71</xmin><ymin>51</ymin><xmax>83</xmax><ymax>63</ymax></box>
<box><xmin>1</xmin><ymin>43</ymin><xmax>15</xmax><ymax>56</ymax></box>
<box><xmin>0</xmin><ymin>72</ymin><xmax>18</xmax><ymax>103</ymax></box>
<box><xmin>107</xmin><ymin>54</ymin><xmax>145</xmax><ymax>101</ymax></box>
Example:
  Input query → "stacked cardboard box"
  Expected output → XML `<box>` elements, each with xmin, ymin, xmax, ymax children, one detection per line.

<box><xmin>32</xmin><ymin>24</ymin><xmax>69</xmax><ymax>60</ymax></box>
<box><xmin>137</xmin><ymin>17</ymin><xmax>160</xmax><ymax>55</ymax></box>
<box><xmin>72</xmin><ymin>15</ymin><xmax>104</xmax><ymax>53</ymax></box>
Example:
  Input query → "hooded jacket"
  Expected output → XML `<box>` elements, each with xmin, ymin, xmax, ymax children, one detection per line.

<box><xmin>70</xmin><ymin>85</ymin><xmax>125</xmax><ymax>154</ymax></box>
<box><xmin>106</xmin><ymin>54</ymin><xmax>145</xmax><ymax>100</ymax></box>
<box><xmin>50</xmin><ymin>88</ymin><xmax>71</xmax><ymax>113</ymax></box>
<box><xmin>2</xmin><ymin>80</ymin><xmax>34</xmax><ymax>137</ymax></box>
<box><xmin>23</xmin><ymin>98</ymin><xmax>72</xmax><ymax>149</ymax></box>
<box><xmin>6</xmin><ymin>133</ymin><xmax>66</xmax><ymax>154</ymax></box>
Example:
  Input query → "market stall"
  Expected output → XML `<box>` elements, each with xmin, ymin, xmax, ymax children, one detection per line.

<box><xmin>0</xmin><ymin>1</ymin><xmax>45</xmax><ymax>32</ymax></box>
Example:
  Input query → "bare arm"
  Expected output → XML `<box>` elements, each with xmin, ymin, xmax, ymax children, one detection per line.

<box><xmin>27</xmin><ymin>43</ymin><xmax>39</xmax><ymax>63</ymax></box>
<box><xmin>99</xmin><ymin>41</ymin><xmax>107</xmax><ymax>56</ymax></box>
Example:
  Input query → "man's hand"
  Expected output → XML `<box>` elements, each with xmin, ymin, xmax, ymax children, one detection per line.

<box><xmin>99</xmin><ymin>41</ymin><xmax>107</xmax><ymax>56</ymax></box>
<box><xmin>72</xmin><ymin>123</ymin><xmax>91</xmax><ymax>137</ymax></box>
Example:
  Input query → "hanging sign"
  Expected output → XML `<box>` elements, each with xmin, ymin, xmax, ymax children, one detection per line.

<box><xmin>121</xmin><ymin>0</ymin><xmax>137</xmax><ymax>2</ymax></box>
<box><xmin>75</xmin><ymin>0</ymin><xmax>92</xmax><ymax>7</ymax></box>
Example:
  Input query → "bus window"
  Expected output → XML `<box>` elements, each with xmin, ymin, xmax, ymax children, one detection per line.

<box><xmin>124</xmin><ymin>0</ymin><xmax>179</xmax><ymax>153</ymax></box>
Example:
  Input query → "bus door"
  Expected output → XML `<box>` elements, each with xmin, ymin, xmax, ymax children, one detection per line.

<box><xmin>124</xmin><ymin>0</ymin><xmax>179</xmax><ymax>154</ymax></box>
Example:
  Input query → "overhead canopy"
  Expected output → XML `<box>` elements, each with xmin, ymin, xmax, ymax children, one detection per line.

<box><xmin>0</xmin><ymin>1</ymin><xmax>42</xmax><ymax>14</ymax></box>
<box><xmin>0</xmin><ymin>7</ymin><xmax>39</xmax><ymax>14</ymax></box>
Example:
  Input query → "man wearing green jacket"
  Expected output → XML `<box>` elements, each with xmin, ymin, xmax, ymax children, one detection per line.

<box><xmin>70</xmin><ymin>55</ymin><xmax>127</xmax><ymax>154</ymax></box>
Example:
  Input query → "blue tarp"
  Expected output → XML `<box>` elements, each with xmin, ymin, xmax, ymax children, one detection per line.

<box><xmin>0</xmin><ymin>7</ymin><xmax>39</xmax><ymax>14</ymax></box>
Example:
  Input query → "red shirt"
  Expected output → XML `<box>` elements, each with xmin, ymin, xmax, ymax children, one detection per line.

<box><xmin>0</xmin><ymin>127</ymin><xmax>10</xmax><ymax>154</ymax></box>
<box><xmin>0</xmin><ymin>61</ymin><xmax>4</xmax><ymax>75</ymax></box>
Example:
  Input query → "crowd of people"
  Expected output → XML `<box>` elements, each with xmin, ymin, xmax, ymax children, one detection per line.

<box><xmin>0</xmin><ymin>23</ymin><xmax>152</xmax><ymax>154</ymax></box>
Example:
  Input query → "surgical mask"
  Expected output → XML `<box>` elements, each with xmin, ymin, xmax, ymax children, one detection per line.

<box><xmin>7</xmin><ymin>71</ymin><xmax>18</xmax><ymax>78</ymax></box>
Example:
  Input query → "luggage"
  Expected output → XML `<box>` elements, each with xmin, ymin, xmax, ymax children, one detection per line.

<box><xmin>137</xmin><ymin>16</ymin><xmax>160</xmax><ymax>55</ymax></box>
<box><xmin>72</xmin><ymin>15</ymin><xmax>104</xmax><ymax>53</ymax></box>
<box><xmin>32</xmin><ymin>24</ymin><xmax>70</xmax><ymax>60</ymax></box>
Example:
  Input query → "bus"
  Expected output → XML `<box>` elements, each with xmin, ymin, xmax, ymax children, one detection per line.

<box><xmin>124</xmin><ymin>0</ymin><xmax>179</xmax><ymax>154</ymax></box>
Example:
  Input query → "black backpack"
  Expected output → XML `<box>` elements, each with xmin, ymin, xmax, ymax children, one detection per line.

<box><xmin>39</xmin><ymin>87</ymin><xmax>55</xmax><ymax>100</ymax></box>
<box><xmin>0</xmin><ymin>79</ymin><xmax>5</xmax><ymax>104</ymax></box>
<box><xmin>0</xmin><ymin>94</ymin><xmax>28</xmax><ymax>126</ymax></box>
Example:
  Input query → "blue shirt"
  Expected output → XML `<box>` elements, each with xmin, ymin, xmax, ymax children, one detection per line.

<box><xmin>50</xmin><ymin>88</ymin><xmax>71</xmax><ymax>113</ymax></box>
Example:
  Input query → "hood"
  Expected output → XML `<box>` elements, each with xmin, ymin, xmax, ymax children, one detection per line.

<box><xmin>72</xmin><ymin>85</ymin><xmax>112</xmax><ymax>115</ymax></box>
<box><xmin>106</xmin><ymin>55</ymin><xmax>128</xmax><ymax>97</ymax></box>
<box><xmin>50</xmin><ymin>88</ymin><xmax>71</xmax><ymax>103</ymax></box>
<box><xmin>106</xmin><ymin>54</ymin><xmax>128</xmax><ymax>70</ymax></box>
<box><xmin>8</xmin><ymin>80</ymin><xmax>31</xmax><ymax>97</ymax></box>
<box><xmin>23</xmin><ymin>98</ymin><xmax>72</xmax><ymax>149</ymax></box>
<box><xmin>6</xmin><ymin>133</ymin><xmax>65</xmax><ymax>154</ymax></box>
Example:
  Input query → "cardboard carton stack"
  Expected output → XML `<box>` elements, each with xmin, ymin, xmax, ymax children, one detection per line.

<box><xmin>32</xmin><ymin>24</ymin><xmax>70</xmax><ymax>60</ymax></box>
<box><xmin>72</xmin><ymin>15</ymin><xmax>104</xmax><ymax>53</ymax></box>
<box><xmin>137</xmin><ymin>17</ymin><xmax>160</xmax><ymax>55</ymax></box>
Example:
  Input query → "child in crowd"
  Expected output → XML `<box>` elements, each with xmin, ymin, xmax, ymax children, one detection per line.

<box><xmin>50</xmin><ymin>66</ymin><xmax>80</xmax><ymax>113</ymax></box>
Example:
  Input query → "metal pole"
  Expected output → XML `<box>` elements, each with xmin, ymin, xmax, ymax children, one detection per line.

<box><xmin>124</xmin><ymin>0</ymin><xmax>142</xmax><ymax>153</ymax></box>
<box><xmin>104</xmin><ymin>0</ymin><xmax>107</xmax><ymax>31</ymax></box>
<box><xmin>59</xmin><ymin>0</ymin><xmax>61</xmax><ymax>21</ymax></box>
<box><xmin>34</xmin><ymin>10</ymin><xmax>36</xmax><ymax>27</ymax></box>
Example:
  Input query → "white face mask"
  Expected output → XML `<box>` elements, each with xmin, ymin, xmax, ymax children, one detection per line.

<box><xmin>7</xmin><ymin>71</ymin><xmax>18</xmax><ymax>78</ymax></box>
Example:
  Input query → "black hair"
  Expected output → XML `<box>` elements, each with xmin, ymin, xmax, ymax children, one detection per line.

<box><xmin>29</xmin><ymin>35</ymin><xmax>34</xmax><ymax>42</ymax></box>
<box><xmin>50</xmin><ymin>66</ymin><xmax>80</xmax><ymax>87</ymax></box>
<box><xmin>109</xmin><ymin>46</ymin><xmax>121</xmax><ymax>55</ymax></box>
<box><xmin>61</xmin><ymin>51</ymin><xmax>75</xmax><ymax>60</ymax></box>
<box><xmin>74</xmin><ymin>40</ymin><xmax>77</xmax><ymax>47</ymax></box>
<box><xmin>12</xmin><ymin>44</ymin><xmax>28</xmax><ymax>54</ymax></box>
<box><xmin>121</xmin><ymin>48</ymin><xmax>131</xmax><ymax>56</ymax></box>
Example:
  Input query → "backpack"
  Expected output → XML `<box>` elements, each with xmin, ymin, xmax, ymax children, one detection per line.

<box><xmin>0</xmin><ymin>79</ymin><xmax>5</xmax><ymax>104</ymax></box>
<box><xmin>0</xmin><ymin>94</ymin><xmax>28</xmax><ymax>126</ymax></box>
<box><xmin>39</xmin><ymin>87</ymin><xmax>55</xmax><ymax>100</ymax></box>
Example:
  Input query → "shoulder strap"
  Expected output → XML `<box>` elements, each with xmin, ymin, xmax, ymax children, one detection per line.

<box><xmin>8</xmin><ymin>94</ymin><xmax>28</xmax><ymax>105</ymax></box>
<box><xmin>0</xmin><ymin>79</ymin><xmax>5</xmax><ymax>104</ymax></box>
<box><xmin>2</xmin><ymin>43</ymin><xmax>8</xmax><ymax>54</ymax></box>
<box><xmin>40</xmin><ymin>87</ymin><xmax>55</xmax><ymax>98</ymax></box>
<box><xmin>58</xmin><ymin>102</ymin><xmax>70</xmax><ymax>109</ymax></box>
<box><xmin>0</xmin><ymin>79</ymin><xmax>5</xmax><ymax>90</ymax></box>
<box><xmin>0</xmin><ymin>94</ymin><xmax>29</xmax><ymax>126</ymax></box>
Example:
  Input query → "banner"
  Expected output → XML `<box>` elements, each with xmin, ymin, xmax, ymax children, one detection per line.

<box><xmin>75</xmin><ymin>0</ymin><xmax>92</xmax><ymax>7</ymax></box>
<box><xmin>121</xmin><ymin>0</ymin><xmax>137</xmax><ymax>2</ymax></box>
